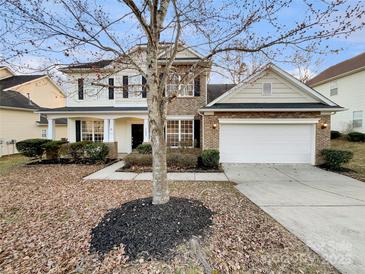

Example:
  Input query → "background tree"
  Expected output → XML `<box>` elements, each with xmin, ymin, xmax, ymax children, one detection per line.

<box><xmin>0</xmin><ymin>0</ymin><xmax>364</xmax><ymax>204</ymax></box>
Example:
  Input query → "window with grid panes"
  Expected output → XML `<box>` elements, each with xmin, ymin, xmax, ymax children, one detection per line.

<box><xmin>166</xmin><ymin>120</ymin><xmax>179</xmax><ymax>147</ymax></box>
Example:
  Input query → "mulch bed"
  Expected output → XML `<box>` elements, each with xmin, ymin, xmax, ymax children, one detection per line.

<box><xmin>117</xmin><ymin>165</ymin><xmax>223</xmax><ymax>173</ymax></box>
<box><xmin>90</xmin><ymin>197</ymin><xmax>213</xmax><ymax>261</ymax></box>
<box><xmin>0</xmin><ymin>165</ymin><xmax>338</xmax><ymax>273</ymax></box>
<box><xmin>318</xmin><ymin>164</ymin><xmax>365</xmax><ymax>183</ymax></box>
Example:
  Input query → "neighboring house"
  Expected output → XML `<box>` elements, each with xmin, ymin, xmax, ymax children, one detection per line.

<box><xmin>0</xmin><ymin>66</ymin><xmax>67</xmax><ymax>156</ymax></box>
<box><xmin>38</xmin><ymin>45</ymin><xmax>342</xmax><ymax>165</ymax></box>
<box><xmin>307</xmin><ymin>52</ymin><xmax>365</xmax><ymax>133</ymax></box>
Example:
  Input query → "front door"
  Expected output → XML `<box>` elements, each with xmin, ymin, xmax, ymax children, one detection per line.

<box><xmin>131</xmin><ymin>124</ymin><xmax>144</xmax><ymax>149</ymax></box>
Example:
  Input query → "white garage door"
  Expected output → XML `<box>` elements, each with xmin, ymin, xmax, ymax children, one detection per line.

<box><xmin>219</xmin><ymin>123</ymin><xmax>315</xmax><ymax>164</ymax></box>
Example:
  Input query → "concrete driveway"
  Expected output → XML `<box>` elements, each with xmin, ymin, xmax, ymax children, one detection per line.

<box><xmin>224</xmin><ymin>164</ymin><xmax>365</xmax><ymax>274</ymax></box>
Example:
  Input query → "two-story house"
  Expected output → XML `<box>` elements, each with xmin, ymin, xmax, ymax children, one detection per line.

<box><xmin>38</xmin><ymin>44</ymin><xmax>208</xmax><ymax>154</ymax></box>
<box><xmin>39</xmin><ymin>44</ymin><xmax>342</xmax><ymax>164</ymax></box>
<box><xmin>0</xmin><ymin>66</ymin><xmax>67</xmax><ymax>156</ymax></box>
<box><xmin>307</xmin><ymin>52</ymin><xmax>365</xmax><ymax>133</ymax></box>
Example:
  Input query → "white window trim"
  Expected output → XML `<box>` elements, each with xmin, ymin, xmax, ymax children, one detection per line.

<box><xmin>81</xmin><ymin>120</ymin><xmax>104</xmax><ymax>142</ymax></box>
<box><xmin>353</xmin><ymin>111</ymin><xmax>363</xmax><ymax>128</ymax></box>
<box><xmin>166</xmin><ymin>119</ymin><xmax>194</xmax><ymax>148</ymax></box>
<box><xmin>166</xmin><ymin>73</ymin><xmax>194</xmax><ymax>98</ymax></box>
<box><xmin>41</xmin><ymin>129</ymin><xmax>47</xmax><ymax>138</ymax></box>
<box><xmin>262</xmin><ymin>82</ymin><xmax>272</xmax><ymax>96</ymax></box>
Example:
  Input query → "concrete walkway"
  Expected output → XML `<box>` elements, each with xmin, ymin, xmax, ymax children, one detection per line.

<box><xmin>84</xmin><ymin>161</ymin><xmax>229</xmax><ymax>181</ymax></box>
<box><xmin>224</xmin><ymin>163</ymin><xmax>365</xmax><ymax>274</ymax></box>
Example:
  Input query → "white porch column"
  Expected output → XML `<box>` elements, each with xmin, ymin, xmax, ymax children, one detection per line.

<box><xmin>109</xmin><ymin>119</ymin><xmax>115</xmax><ymax>142</ymax></box>
<box><xmin>67</xmin><ymin>118</ymin><xmax>76</xmax><ymax>142</ymax></box>
<box><xmin>103</xmin><ymin>119</ymin><xmax>109</xmax><ymax>142</ymax></box>
<box><xmin>47</xmin><ymin>118</ymin><xmax>55</xmax><ymax>140</ymax></box>
<box><xmin>143</xmin><ymin>118</ymin><xmax>150</xmax><ymax>142</ymax></box>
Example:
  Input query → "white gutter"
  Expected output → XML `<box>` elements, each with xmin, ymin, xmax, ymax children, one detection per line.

<box><xmin>35</xmin><ymin>110</ymin><xmax>149</xmax><ymax>114</ymax></box>
<box><xmin>199</xmin><ymin>107</ymin><xmax>345</xmax><ymax>112</ymax></box>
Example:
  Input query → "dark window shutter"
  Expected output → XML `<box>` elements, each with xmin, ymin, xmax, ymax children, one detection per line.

<box><xmin>159</xmin><ymin>73</ymin><xmax>165</xmax><ymax>97</ymax></box>
<box><xmin>123</xmin><ymin>76</ymin><xmax>128</xmax><ymax>98</ymax></box>
<box><xmin>194</xmin><ymin>76</ymin><xmax>200</xmax><ymax>96</ymax></box>
<box><xmin>75</xmin><ymin>120</ymin><xmax>81</xmax><ymax>142</ymax></box>
<box><xmin>108</xmin><ymin>78</ymin><xmax>114</xmax><ymax>100</ymax></box>
<box><xmin>142</xmin><ymin>76</ymin><xmax>147</xmax><ymax>98</ymax></box>
<box><xmin>194</xmin><ymin>119</ymin><xmax>201</xmax><ymax>148</ymax></box>
<box><xmin>78</xmin><ymin>78</ymin><xmax>84</xmax><ymax>100</ymax></box>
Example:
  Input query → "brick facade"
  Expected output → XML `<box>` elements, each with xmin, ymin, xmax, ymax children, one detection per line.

<box><xmin>203</xmin><ymin>111</ymin><xmax>331</xmax><ymax>164</ymax></box>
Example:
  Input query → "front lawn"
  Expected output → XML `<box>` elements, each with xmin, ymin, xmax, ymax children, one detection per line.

<box><xmin>331</xmin><ymin>139</ymin><xmax>365</xmax><ymax>182</ymax></box>
<box><xmin>0</xmin><ymin>165</ymin><xmax>337</xmax><ymax>273</ymax></box>
<box><xmin>0</xmin><ymin>154</ymin><xmax>29</xmax><ymax>176</ymax></box>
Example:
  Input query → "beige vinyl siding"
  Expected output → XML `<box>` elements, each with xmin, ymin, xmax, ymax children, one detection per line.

<box><xmin>13</xmin><ymin>78</ymin><xmax>65</xmax><ymax>108</ymax></box>
<box><xmin>221</xmin><ymin>71</ymin><xmax>318</xmax><ymax>103</ymax></box>
<box><xmin>0</xmin><ymin>68</ymin><xmax>13</xmax><ymax>80</ymax></box>
<box><xmin>0</xmin><ymin>108</ymin><xmax>67</xmax><ymax>156</ymax></box>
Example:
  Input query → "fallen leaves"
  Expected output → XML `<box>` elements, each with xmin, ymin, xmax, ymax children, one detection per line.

<box><xmin>0</xmin><ymin>165</ymin><xmax>338</xmax><ymax>273</ymax></box>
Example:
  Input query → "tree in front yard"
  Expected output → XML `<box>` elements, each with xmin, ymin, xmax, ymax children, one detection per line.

<box><xmin>1</xmin><ymin>0</ymin><xmax>364</xmax><ymax>204</ymax></box>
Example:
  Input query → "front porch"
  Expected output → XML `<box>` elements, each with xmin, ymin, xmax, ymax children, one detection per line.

<box><xmin>44</xmin><ymin>111</ymin><xmax>149</xmax><ymax>154</ymax></box>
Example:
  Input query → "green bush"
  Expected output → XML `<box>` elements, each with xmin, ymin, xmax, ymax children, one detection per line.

<box><xmin>84</xmin><ymin>142</ymin><xmax>109</xmax><ymax>162</ymax></box>
<box><xmin>124</xmin><ymin>153</ymin><xmax>152</xmax><ymax>168</ymax></box>
<box><xmin>136</xmin><ymin>143</ymin><xmax>152</xmax><ymax>154</ymax></box>
<box><xmin>330</xmin><ymin>131</ymin><xmax>341</xmax><ymax>139</ymax></box>
<box><xmin>42</xmin><ymin>140</ymin><xmax>68</xmax><ymax>160</ymax></box>
<box><xmin>68</xmin><ymin>141</ymin><xmax>92</xmax><ymax>161</ymax></box>
<box><xmin>16</xmin><ymin>139</ymin><xmax>51</xmax><ymax>158</ymax></box>
<box><xmin>201</xmin><ymin>149</ymin><xmax>220</xmax><ymax>168</ymax></box>
<box><xmin>321</xmin><ymin>149</ymin><xmax>353</xmax><ymax>170</ymax></box>
<box><xmin>167</xmin><ymin>153</ymin><xmax>198</xmax><ymax>169</ymax></box>
<box><xmin>347</xmin><ymin>132</ymin><xmax>365</xmax><ymax>142</ymax></box>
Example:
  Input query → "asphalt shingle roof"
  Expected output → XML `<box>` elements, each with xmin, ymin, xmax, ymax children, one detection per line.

<box><xmin>207</xmin><ymin>84</ymin><xmax>236</xmax><ymax>103</ymax></box>
<box><xmin>0</xmin><ymin>75</ymin><xmax>44</xmax><ymax>90</ymax></box>
<box><xmin>0</xmin><ymin>90</ymin><xmax>39</xmax><ymax>109</ymax></box>
<box><xmin>307</xmin><ymin>52</ymin><xmax>365</xmax><ymax>86</ymax></box>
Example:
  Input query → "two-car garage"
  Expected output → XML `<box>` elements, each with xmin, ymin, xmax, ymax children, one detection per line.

<box><xmin>219</xmin><ymin>119</ymin><xmax>317</xmax><ymax>164</ymax></box>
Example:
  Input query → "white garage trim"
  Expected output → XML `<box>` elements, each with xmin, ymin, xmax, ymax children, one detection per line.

<box><xmin>219</xmin><ymin>118</ymin><xmax>320</xmax><ymax>124</ymax></box>
<box><xmin>219</xmin><ymin>120</ymin><xmax>317</xmax><ymax>165</ymax></box>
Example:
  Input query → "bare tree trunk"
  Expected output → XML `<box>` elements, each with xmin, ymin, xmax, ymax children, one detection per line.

<box><xmin>147</xmin><ymin>43</ymin><xmax>169</xmax><ymax>205</ymax></box>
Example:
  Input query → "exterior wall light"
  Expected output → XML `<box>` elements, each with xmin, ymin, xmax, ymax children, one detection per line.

<box><xmin>321</xmin><ymin>123</ymin><xmax>328</xmax><ymax>129</ymax></box>
<box><xmin>212</xmin><ymin>123</ymin><xmax>217</xmax><ymax>129</ymax></box>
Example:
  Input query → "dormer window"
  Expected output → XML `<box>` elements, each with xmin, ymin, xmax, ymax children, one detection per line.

<box><xmin>330</xmin><ymin>81</ymin><xmax>338</xmax><ymax>96</ymax></box>
<box><xmin>262</xmin><ymin>83</ymin><xmax>272</xmax><ymax>96</ymax></box>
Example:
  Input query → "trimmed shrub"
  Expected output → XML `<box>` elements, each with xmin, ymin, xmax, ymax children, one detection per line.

<box><xmin>42</xmin><ymin>140</ymin><xmax>68</xmax><ymax>160</ymax></box>
<box><xmin>330</xmin><ymin>131</ymin><xmax>341</xmax><ymax>139</ymax></box>
<box><xmin>136</xmin><ymin>143</ymin><xmax>152</xmax><ymax>154</ymax></box>
<box><xmin>167</xmin><ymin>153</ymin><xmax>198</xmax><ymax>169</ymax></box>
<box><xmin>321</xmin><ymin>149</ymin><xmax>353</xmax><ymax>170</ymax></box>
<box><xmin>85</xmin><ymin>143</ymin><xmax>109</xmax><ymax>162</ymax></box>
<box><xmin>124</xmin><ymin>153</ymin><xmax>152</xmax><ymax>168</ymax></box>
<box><xmin>16</xmin><ymin>139</ymin><xmax>51</xmax><ymax>158</ymax></box>
<box><xmin>68</xmin><ymin>141</ymin><xmax>92</xmax><ymax>161</ymax></box>
<box><xmin>347</xmin><ymin>132</ymin><xmax>365</xmax><ymax>142</ymax></box>
<box><xmin>201</xmin><ymin>149</ymin><xmax>220</xmax><ymax>168</ymax></box>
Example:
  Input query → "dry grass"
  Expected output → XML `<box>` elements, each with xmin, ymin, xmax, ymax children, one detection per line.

<box><xmin>331</xmin><ymin>139</ymin><xmax>365</xmax><ymax>182</ymax></box>
<box><xmin>0</xmin><ymin>165</ymin><xmax>338</xmax><ymax>273</ymax></box>
<box><xmin>0</xmin><ymin>154</ymin><xmax>29</xmax><ymax>176</ymax></box>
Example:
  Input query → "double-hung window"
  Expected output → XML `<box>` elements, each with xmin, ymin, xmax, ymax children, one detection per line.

<box><xmin>353</xmin><ymin>111</ymin><xmax>363</xmax><ymax>128</ymax></box>
<box><xmin>81</xmin><ymin>121</ymin><xmax>104</xmax><ymax>142</ymax></box>
<box><xmin>166</xmin><ymin>73</ymin><xmax>194</xmax><ymax>97</ymax></box>
<box><xmin>330</xmin><ymin>81</ymin><xmax>338</xmax><ymax>96</ymax></box>
<box><xmin>166</xmin><ymin>120</ymin><xmax>194</xmax><ymax>147</ymax></box>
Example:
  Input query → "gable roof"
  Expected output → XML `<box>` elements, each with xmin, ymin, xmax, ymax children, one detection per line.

<box><xmin>0</xmin><ymin>90</ymin><xmax>39</xmax><ymax>110</ymax></box>
<box><xmin>202</xmin><ymin>63</ymin><xmax>342</xmax><ymax>112</ymax></box>
<box><xmin>307</xmin><ymin>52</ymin><xmax>365</xmax><ymax>86</ymax></box>
<box><xmin>0</xmin><ymin>75</ymin><xmax>44</xmax><ymax>91</ymax></box>
<box><xmin>207</xmin><ymin>84</ymin><xmax>236</xmax><ymax>103</ymax></box>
